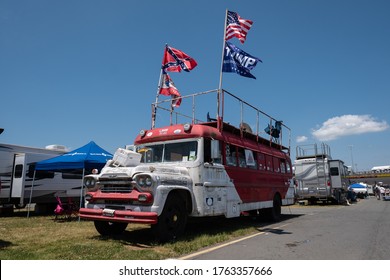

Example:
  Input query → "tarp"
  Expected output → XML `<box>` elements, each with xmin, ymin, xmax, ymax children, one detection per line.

<box><xmin>27</xmin><ymin>141</ymin><xmax>112</xmax><ymax>218</ymax></box>
<box><xmin>35</xmin><ymin>141</ymin><xmax>112</xmax><ymax>171</ymax></box>
<box><xmin>349</xmin><ymin>183</ymin><xmax>367</xmax><ymax>189</ymax></box>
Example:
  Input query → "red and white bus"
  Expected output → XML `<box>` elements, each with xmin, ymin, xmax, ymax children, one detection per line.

<box><xmin>80</xmin><ymin>89</ymin><xmax>295</xmax><ymax>241</ymax></box>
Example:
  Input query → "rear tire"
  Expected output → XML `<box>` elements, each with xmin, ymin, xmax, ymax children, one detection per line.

<box><xmin>266</xmin><ymin>194</ymin><xmax>282</xmax><ymax>222</ymax></box>
<box><xmin>152</xmin><ymin>194</ymin><xmax>187</xmax><ymax>242</ymax></box>
<box><xmin>94</xmin><ymin>221</ymin><xmax>128</xmax><ymax>236</ymax></box>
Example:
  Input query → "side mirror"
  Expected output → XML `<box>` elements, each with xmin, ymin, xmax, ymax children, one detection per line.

<box><xmin>211</xmin><ymin>140</ymin><xmax>220</xmax><ymax>160</ymax></box>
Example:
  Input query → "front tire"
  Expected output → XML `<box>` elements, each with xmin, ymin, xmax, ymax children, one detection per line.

<box><xmin>94</xmin><ymin>221</ymin><xmax>128</xmax><ymax>236</ymax></box>
<box><xmin>152</xmin><ymin>194</ymin><xmax>187</xmax><ymax>242</ymax></box>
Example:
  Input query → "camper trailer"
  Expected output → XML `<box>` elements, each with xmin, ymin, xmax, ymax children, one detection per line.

<box><xmin>0</xmin><ymin>143</ymin><xmax>81</xmax><ymax>211</ymax></box>
<box><xmin>294</xmin><ymin>143</ymin><xmax>349</xmax><ymax>204</ymax></box>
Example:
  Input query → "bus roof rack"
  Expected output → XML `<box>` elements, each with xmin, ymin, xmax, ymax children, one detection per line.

<box><xmin>152</xmin><ymin>89</ymin><xmax>291</xmax><ymax>153</ymax></box>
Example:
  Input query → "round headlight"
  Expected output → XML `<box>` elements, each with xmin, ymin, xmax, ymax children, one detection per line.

<box><xmin>145</xmin><ymin>177</ymin><xmax>153</xmax><ymax>187</ymax></box>
<box><xmin>136</xmin><ymin>175</ymin><xmax>153</xmax><ymax>189</ymax></box>
<box><xmin>138</xmin><ymin>176</ymin><xmax>145</xmax><ymax>187</ymax></box>
<box><xmin>84</xmin><ymin>177</ymin><xmax>96</xmax><ymax>188</ymax></box>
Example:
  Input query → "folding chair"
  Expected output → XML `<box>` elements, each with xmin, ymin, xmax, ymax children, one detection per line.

<box><xmin>54</xmin><ymin>196</ymin><xmax>79</xmax><ymax>220</ymax></box>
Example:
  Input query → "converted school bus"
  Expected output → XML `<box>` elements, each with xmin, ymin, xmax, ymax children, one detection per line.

<box><xmin>80</xmin><ymin>89</ymin><xmax>295</xmax><ymax>241</ymax></box>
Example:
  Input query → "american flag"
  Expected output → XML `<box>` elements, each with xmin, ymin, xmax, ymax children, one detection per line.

<box><xmin>225</xmin><ymin>11</ymin><xmax>253</xmax><ymax>44</ymax></box>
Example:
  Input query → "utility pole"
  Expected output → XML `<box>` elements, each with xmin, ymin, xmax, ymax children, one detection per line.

<box><xmin>349</xmin><ymin>145</ymin><xmax>355</xmax><ymax>174</ymax></box>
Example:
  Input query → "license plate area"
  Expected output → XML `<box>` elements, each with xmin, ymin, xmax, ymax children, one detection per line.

<box><xmin>102</xmin><ymin>208</ymin><xmax>115</xmax><ymax>217</ymax></box>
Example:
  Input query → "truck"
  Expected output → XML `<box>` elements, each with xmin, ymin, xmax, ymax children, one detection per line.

<box><xmin>80</xmin><ymin>89</ymin><xmax>295</xmax><ymax>241</ymax></box>
<box><xmin>0</xmin><ymin>143</ymin><xmax>82</xmax><ymax>212</ymax></box>
<box><xmin>294</xmin><ymin>143</ymin><xmax>349</xmax><ymax>204</ymax></box>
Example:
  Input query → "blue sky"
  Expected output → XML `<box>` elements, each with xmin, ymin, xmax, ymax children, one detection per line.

<box><xmin>1</xmin><ymin>0</ymin><xmax>389</xmax><ymax>171</ymax></box>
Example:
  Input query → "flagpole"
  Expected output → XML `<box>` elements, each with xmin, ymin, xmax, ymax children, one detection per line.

<box><xmin>218</xmin><ymin>9</ymin><xmax>228</xmax><ymax>91</ymax></box>
<box><xmin>152</xmin><ymin>68</ymin><xmax>163</xmax><ymax>129</ymax></box>
<box><xmin>217</xmin><ymin>9</ymin><xmax>228</xmax><ymax>130</ymax></box>
<box><xmin>152</xmin><ymin>45</ymin><xmax>166</xmax><ymax>129</ymax></box>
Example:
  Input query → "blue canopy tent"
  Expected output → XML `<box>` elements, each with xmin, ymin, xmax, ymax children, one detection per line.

<box><xmin>35</xmin><ymin>141</ymin><xmax>112</xmax><ymax>171</ymax></box>
<box><xmin>27</xmin><ymin>141</ymin><xmax>113</xmax><ymax>217</ymax></box>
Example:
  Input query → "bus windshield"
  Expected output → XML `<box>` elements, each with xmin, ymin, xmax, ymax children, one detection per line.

<box><xmin>136</xmin><ymin>141</ymin><xmax>198</xmax><ymax>163</ymax></box>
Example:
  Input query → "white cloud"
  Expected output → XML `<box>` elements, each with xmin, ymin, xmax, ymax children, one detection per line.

<box><xmin>296</xmin><ymin>135</ymin><xmax>308</xmax><ymax>143</ymax></box>
<box><xmin>312</xmin><ymin>114</ymin><xmax>389</xmax><ymax>141</ymax></box>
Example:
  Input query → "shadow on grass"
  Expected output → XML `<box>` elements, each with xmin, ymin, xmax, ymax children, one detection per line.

<box><xmin>0</xmin><ymin>239</ymin><xmax>13</xmax><ymax>249</ymax></box>
<box><xmin>90</xmin><ymin>213</ymin><xmax>303</xmax><ymax>247</ymax></box>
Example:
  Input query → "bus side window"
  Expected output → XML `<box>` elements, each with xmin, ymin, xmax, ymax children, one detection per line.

<box><xmin>258</xmin><ymin>152</ymin><xmax>265</xmax><ymax>171</ymax></box>
<box><xmin>273</xmin><ymin>157</ymin><xmax>280</xmax><ymax>173</ymax></box>
<box><xmin>245</xmin><ymin>149</ymin><xmax>257</xmax><ymax>169</ymax></box>
<box><xmin>237</xmin><ymin>147</ymin><xmax>246</xmax><ymax>168</ymax></box>
<box><xmin>225</xmin><ymin>144</ymin><xmax>237</xmax><ymax>166</ymax></box>
<box><xmin>265</xmin><ymin>155</ymin><xmax>273</xmax><ymax>171</ymax></box>
<box><xmin>280</xmin><ymin>159</ymin><xmax>286</xmax><ymax>173</ymax></box>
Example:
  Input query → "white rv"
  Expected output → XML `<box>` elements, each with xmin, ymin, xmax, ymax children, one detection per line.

<box><xmin>371</xmin><ymin>165</ymin><xmax>390</xmax><ymax>173</ymax></box>
<box><xmin>294</xmin><ymin>143</ymin><xmax>349</xmax><ymax>204</ymax></box>
<box><xmin>0</xmin><ymin>143</ymin><xmax>81</xmax><ymax>211</ymax></box>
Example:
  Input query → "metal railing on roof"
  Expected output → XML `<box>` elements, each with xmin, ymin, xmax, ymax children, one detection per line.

<box><xmin>151</xmin><ymin>89</ymin><xmax>291</xmax><ymax>153</ymax></box>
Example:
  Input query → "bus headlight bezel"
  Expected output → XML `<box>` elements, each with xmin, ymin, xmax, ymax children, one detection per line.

<box><xmin>134</xmin><ymin>174</ymin><xmax>154</xmax><ymax>191</ymax></box>
<box><xmin>84</xmin><ymin>176</ymin><xmax>97</xmax><ymax>190</ymax></box>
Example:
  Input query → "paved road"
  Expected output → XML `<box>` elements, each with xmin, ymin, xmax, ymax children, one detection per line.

<box><xmin>183</xmin><ymin>197</ymin><xmax>390</xmax><ymax>259</ymax></box>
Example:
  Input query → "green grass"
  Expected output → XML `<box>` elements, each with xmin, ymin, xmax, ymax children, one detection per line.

<box><xmin>0</xmin><ymin>211</ymin><xmax>266</xmax><ymax>260</ymax></box>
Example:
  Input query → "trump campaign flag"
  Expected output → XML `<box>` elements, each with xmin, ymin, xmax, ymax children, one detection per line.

<box><xmin>162</xmin><ymin>45</ymin><xmax>198</xmax><ymax>72</ymax></box>
<box><xmin>159</xmin><ymin>71</ymin><xmax>182</xmax><ymax>107</ymax></box>
<box><xmin>225</xmin><ymin>10</ymin><xmax>253</xmax><ymax>44</ymax></box>
<box><xmin>222</xmin><ymin>42</ymin><xmax>262</xmax><ymax>79</ymax></box>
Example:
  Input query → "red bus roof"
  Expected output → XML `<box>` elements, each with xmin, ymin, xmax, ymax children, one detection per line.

<box><xmin>134</xmin><ymin>121</ymin><xmax>290</xmax><ymax>156</ymax></box>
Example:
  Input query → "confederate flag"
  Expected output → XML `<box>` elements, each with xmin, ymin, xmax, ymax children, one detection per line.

<box><xmin>162</xmin><ymin>45</ymin><xmax>198</xmax><ymax>72</ymax></box>
<box><xmin>159</xmin><ymin>71</ymin><xmax>182</xmax><ymax>107</ymax></box>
